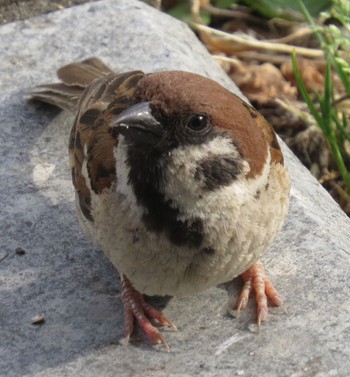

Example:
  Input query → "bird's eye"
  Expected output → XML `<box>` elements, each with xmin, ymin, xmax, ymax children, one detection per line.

<box><xmin>186</xmin><ymin>114</ymin><xmax>210</xmax><ymax>132</ymax></box>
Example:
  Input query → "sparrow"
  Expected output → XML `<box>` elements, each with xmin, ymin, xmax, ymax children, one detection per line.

<box><xmin>30</xmin><ymin>57</ymin><xmax>291</xmax><ymax>349</ymax></box>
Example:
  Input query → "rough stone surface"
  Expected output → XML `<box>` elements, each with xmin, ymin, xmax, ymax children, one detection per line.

<box><xmin>0</xmin><ymin>1</ymin><xmax>349</xmax><ymax>376</ymax></box>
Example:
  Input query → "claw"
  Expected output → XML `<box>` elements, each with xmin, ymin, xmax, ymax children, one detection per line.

<box><xmin>121</xmin><ymin>275</ymin><xmax>175</xmax><ymax>350</ymax></box>
<box><xmin>141</xmin><ymin>301</ymin><xmax>177</xmax><ymax>331</ymax></box>
<box><xmin>235</xmin><ymin>261</ymin><xmax>285</xmax><ymax>329</ymax></box>
<box><xmin>235</xmin><ymin>278</ymin><xmax>253</xmax><ymax>316</ymax></box>
<box><xmin>236</xmin><ymin>297</ymin><xmax>246</xmax><ymax>316</ymax></box>
<box><xmin>257</xmin><ymin>307</ymin><xmax>268</xmax><ymax>330</ymax></box>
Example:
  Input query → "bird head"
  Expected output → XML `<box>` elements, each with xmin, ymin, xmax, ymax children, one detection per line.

<box><xmin>110</xmin><ymin>71</ymin><xmax>280</xmax><ymax>187</ymax></box>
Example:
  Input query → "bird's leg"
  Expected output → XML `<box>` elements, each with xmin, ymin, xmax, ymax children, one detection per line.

<box><xmin>121</xmin><ymin>274</ymin><xmax>176</xmax><ymax>350</ymax></box>
<box><xmin>235</xmin><ymin>260</ymin><xmax>284</xmax><ymax>329</ymax></box>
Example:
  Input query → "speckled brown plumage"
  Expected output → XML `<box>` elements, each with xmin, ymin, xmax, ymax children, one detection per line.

<box><xmin>30</xmin><ymin>58</ymin><xmax>290</xmax><ymax>349</ymax></box>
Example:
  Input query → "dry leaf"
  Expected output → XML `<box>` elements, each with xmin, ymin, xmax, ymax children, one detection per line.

<box><xmin>230</xmin><ymin>61</ymin><xmax>297</xmax><ymax>104</ymax></box>
<box><xmin>281</xmin><ymin>57</ymin><xmax>325</xmax><ymax>92</ymax></box>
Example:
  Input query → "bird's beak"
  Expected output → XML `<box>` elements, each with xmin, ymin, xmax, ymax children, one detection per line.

<box><xmin>110</xmin><ymin>102</ymin><xmax>163</xmax><ymax>144</ymax></box>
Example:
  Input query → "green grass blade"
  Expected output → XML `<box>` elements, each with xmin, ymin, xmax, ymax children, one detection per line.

<box><xmin>296</xmin><ymin>0</ymin><xmax>324</xmax><ymax>46</ymax></box>
<box><xmin>291</xmin><ymin>52</ymin><xmax>324</xmax><ymax>128</ymax></box>
<box><xmin>322</xmin><ymin>62</ymin><xmax>333</xmax><ymax>134</ymax></box>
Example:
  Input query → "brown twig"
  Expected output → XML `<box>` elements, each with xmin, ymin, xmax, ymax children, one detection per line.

<box><xmin>194</xmin><ymin>23</ymin><xmax>324</xmax><ymax>58</ymax></box>
<box><xmin>332</xmin><ymin>94</ymin><xmax>350</xmax><ymax>106</ymax></box>
<box><xmin>269</xmin><ymin>26</ymin><xmax>314</xmax><ymax>44</ymax></box>
<box><xmin>213</xmin><ymin>52</ymin><xmax>291</xmax><ymax>65</ymax></box>
<box><xmin>201</xmin><ymin>3</ymin><xmax>263</xmax><ymax>24</ymax></box>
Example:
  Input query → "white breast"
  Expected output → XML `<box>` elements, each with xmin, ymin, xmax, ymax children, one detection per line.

<box><xmin>81</xmin><ymin>139</ymin><xmax>290</xmax><ymax>297</ymax></box>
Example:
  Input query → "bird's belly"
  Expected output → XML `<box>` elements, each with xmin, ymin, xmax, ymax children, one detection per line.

<box><xmin>90</xmin><ymin>195</ymin><xmax>232</xmax><ymax>296</ymax></box>
<box><xmin>92</xmin><ymin>226</ymin><xmax>254</xmax><ymax>297</ymax></box>
<box><xmin>85</xmin><ymin>163</ymin><xmax>290</xmax><ymax>297</ymax></box>
<box><xmin>91</xmin><ymin>211</ymin><xmax>271</xmax><ymax>297</ymax></box>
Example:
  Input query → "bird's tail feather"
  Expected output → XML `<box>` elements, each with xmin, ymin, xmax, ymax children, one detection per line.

<box><xmin>29</xmin><ymin>57</ymin><xmax>114</xmax><ymax>112</ymax></box>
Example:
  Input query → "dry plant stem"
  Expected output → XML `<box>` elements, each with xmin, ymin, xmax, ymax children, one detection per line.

<box><xmin>239</xmin><ymin>51</ymin><xmax>324</xmax><ymax>67</ymax></box>
<box><xmin>213</xmin><ymin>55</ymin><xmax>241</xmax><ymax>66</ymax></box>
<box><xmin>269</xmin><ymin>26</ymin><xmax>314</xmax><ymax>44</ymax></box>
<box><xmin>214</xmin><ymin>52</ymin><xmax>325</xmax><ymax>67</ymax></box>
<box><xmin>201</xmin><ymin>3</ymin><xmax>263</xmax><ymax>24</ymax></box>
<box><xmin>191</xmin><ymin>0</ymin><xmax>204</xmax><ymax>23</ymax></box>
<box><xmin>194</xmin><ymin>23</ymin><xmax>324</xmax><ymax>58</ymax></box>
<box><xmin>235</xmin><ymin>51</ymin><xmax>291</xmax><ymax>64</ymax></box>
<box><xmin>332</xmin><ymin>94</ymin><xmax>350</xmax><ymax>106</ymax></box>
<box><xmin>214</xmin><ymin>52</ymin><xmax>292</xmax><ymax>65</ymax></box>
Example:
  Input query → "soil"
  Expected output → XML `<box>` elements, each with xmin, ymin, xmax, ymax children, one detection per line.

<box><xmin>0</xmin><ymin>0</ymin><xmax>96</xmax><ymax>25</ymax></box>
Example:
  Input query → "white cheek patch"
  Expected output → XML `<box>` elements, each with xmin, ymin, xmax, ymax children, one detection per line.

<box><xmin>169</xmin><ymin>136</ymin><xmax>242</xmax><ymax>162</ymax></box>
<box><xmin>225</xmin><ymin>150</ymin><xmax>271</xmax><ymax>204</ymax></box>
<box><xmin>164</xmin><ymin>136</ymin><xmax>249</xmax><ymax>203</ymax></box>
<box><xmin>162</xmin><ymin>135</ymin><xmax>272</xmax><ymax>227</ymax></box>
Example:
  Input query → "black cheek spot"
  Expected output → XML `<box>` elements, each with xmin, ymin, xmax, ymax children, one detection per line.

<box><xmin>254</xmin><ymin>190</ymin><xmax>261</xmax><ymax>199</ymax></box>
<box><xmin>196</xmin><ymin>156</ymin><xmax>242</xmax><ymax>191</ymax></box>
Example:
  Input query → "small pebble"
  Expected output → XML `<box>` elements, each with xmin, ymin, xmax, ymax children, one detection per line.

<box><xmin>31</xmin><ymin>314</ymin><xmax>45</xmax><ymax>325</ymax></box>
<box><xmin>15</xmin><ymin>247</ymin><xmax>26</xmax><ymax>255</ymax></box>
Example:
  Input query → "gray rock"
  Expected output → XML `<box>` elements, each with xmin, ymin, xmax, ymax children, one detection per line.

<box><xmin>0</xmin><ymin>1</ymin><xmax>349</xmax><ymax>376</ymax></box>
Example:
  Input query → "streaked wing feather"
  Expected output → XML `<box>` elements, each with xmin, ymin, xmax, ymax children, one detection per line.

<box><xmin>30</xmin><ymin>84</ymin><xmax>83</xmax><ymax>111</ymax></box>
<box><xmin>31</xmin><ymin>57</ymin><xmax>145</xmax><ymax>223</ymax></box>
<box><xmin>57</xmin><ymin>58</ymin><xmax>114</xmax><ymax>87</ymax></box>
<box><xmin>81</xmin><ymin>57</ymin><xmax>114</xmax><ymax>75</ymax></box>
<box><xmin>70</xmin><ymin>70</ymin><xmax>145</xmax><ymax>221</ymax></box>
<box><xmin>29</xmin><ymin>92</ymin><xmax>79</xmax><ymax>112</ymax></box>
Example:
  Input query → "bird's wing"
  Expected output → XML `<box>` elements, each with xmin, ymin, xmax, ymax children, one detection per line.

<box><xmin>30</xmin><ymin>57</ymin><xmax>145</xmax><ymax>222</ymax></box>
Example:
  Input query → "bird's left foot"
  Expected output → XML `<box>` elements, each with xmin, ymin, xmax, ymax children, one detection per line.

<box><xmin>235</xmin><ymin>261</ymin><xmax>285</xmax><ymax>329</ymax></box>
<box><xmin>121</xmin><ymin>275</ymin><xmax>176</xmax><ymax>351</ymax></box>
